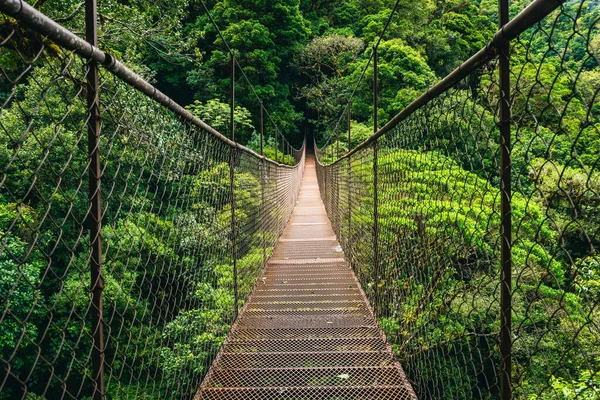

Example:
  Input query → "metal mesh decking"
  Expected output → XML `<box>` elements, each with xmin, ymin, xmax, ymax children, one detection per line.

<box><xmin>196</xmin><ymin>154</ymin><xmax>416</xmax><ymax>399</ymax></box>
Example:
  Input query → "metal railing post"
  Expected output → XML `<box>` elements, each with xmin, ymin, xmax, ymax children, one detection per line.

<box><xmin>372</xmin><ymin>46</ymin><xmax>380</xmax><ymax>312</ymax></box>
<box><xmin>275</xmin><ymin>128</ymin><xmax>278</xmax><ymax>163</ymax></box>
<box><xmin>499</xmin><ymin>0</ymin><xmax>512</xmax><ymax>398</ymax></box>
<box><xmin>86</xmin><ymin>0</ymin><xmax>104</xmax><ymax>398</ymax></box>
<box><xmin>260</xmin><ymin>103</ymin><xmax>264</xmax><ymax>156</ymax></box>
<box><xmin>230</xmin><ymin>51</ymin><xmax>239</xmax><ymax>318</ymax></box>
<box><xmin>373</xmin><ymin>45</ymin><xmax>378</xmax><ymax>134</ymax></box>
<box><xmin>348</xmin><ymin>103</ymin><xmax>352</xmax><ymax>153</ymax></box>
<box><xmin>372</xmin><ymin>138</ymin><xmax>380</xmax><ymax>314</ymax></box>
<box><xmin>336</xmin><ymin>124</ymin><xmax>340</xmax><ymax>158</ymax></box>
<box><xmin>334</xmin><ymin>151</ymin><xmax>340</xmax><ymax>234</ymax></box>
<box><xmin>347</xmin><ymin>104</ymin><xmax>352</xmax><ymax>259</ymax></box>
<box><xmin>260</xmin><ymin>103</ymin><xmax>266</xmax><ymax>267</ymax></box>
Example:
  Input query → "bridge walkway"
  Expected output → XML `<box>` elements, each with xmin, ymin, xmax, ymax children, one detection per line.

<box><xmin>197</xmin><ymin>154</ymin><xmax>415</xmax><ymax>399</ymax></box>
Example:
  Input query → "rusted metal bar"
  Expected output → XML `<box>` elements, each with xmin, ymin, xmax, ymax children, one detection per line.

<box><xmin>373</xmin><ymin>46</ymin><xmax>378</xmax><ymax>134</ymax></box>
<box><xmin>372</xmin><ymin>48</ymin><xmax>380</xmax><ymax>311</ymax></box>
<box><xmin>321</xmin><ymin>0</ymin><xmax>564</xmax><ymax>165</ymax></box>
<box><xmin>499</xmin><ymin>0</ymin><xmax>512</xmax><ymax>398</ymax></box>
<box><xmin>347</xmin><ymin>103</ymin><xmax>352</xmax><ymax>253</ymax></box>
<box><xmin>260</xmin><ymin>103</ymin><xmax>264</xmax><ymax>156</ymax></box>
<box><xmin>372</xmin><ymin>49</ymin><xmax>380</xmax><ymax>312</ymax></box>
<box><xmin>281</xmin><ymin>133</ymin><xmax>285</xmax><ymax>163</ymax></box>
<box><xmin>372</xmin><ymin>139</ymin><xmax>380</xmax><ymax>314</ymax></box>
<box><xmin>86</xmin><ymin>0</ymin><xmax>104</xmax><ymax>398</ymax></box>
<box><xmin>275</xmin><ymin>128</ymin><xmax>278</xmax><ymax>163</ymax></box>
<box><xmin>336</xmin><ymin>125</ymin><xmax>340</xmax><ymax>157</ymax></box>
<box><xmin>230</xmin><ymin>51</ymin><xmax>239</xmax><ymax>318</ymax></box>
<box><xmin>0</xmin><ymin>0</ymin><xmax>299</xmax><ymax>169</ymax></box>
<box><xmin>348</xmin><ymin>104</ymin><xmax>352</xmax><ymax>153</ymax></box>
<box><xmin>260</xmin><ymin>103</ymin><xmax>266</xmax><ymax>267</ymax></box>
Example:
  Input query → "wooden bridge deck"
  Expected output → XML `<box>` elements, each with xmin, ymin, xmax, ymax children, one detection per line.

<box><xmin>197</xmin><ymin>154</ymin><xmax>416</xmax><ymax>399</ymax></box>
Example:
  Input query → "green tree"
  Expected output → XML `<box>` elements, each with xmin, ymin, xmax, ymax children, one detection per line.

<box><xmin>186</xmin><ymin>98</ymin><xmax>256</xmax><ymax>143</ymax></box>
<box><xmin>188</xmin><ymin>0</ymin><xmax>310</xmax><ymax>139</ymax></box>
<box><xmin>347</xmin><ymin>39</ymin><xmax>436</xmax><ymax>126</ymax></box>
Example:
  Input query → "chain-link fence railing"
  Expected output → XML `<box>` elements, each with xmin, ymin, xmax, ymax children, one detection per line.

<box><xmin>0</xmin><ymin>2</ymin><xmax>304</xmax><ymax>398</ymax></box>
<box><xmin>317</xmin><ymin>0</ymin><xmax>599</xmax><ymax>399</ymax></box>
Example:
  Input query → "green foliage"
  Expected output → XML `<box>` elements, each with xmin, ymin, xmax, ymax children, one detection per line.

<box><xmin>246</xmin><ymin>133</ymin><xmax>297</xmax><ymax>165</ymax></box>
<box><xmin>348</xmin><ymin>120</ymin><xmax>373</xmax><ymax>147</ymax></box>
<box><xmin>0</xmin><ymin>204</ymin><xmax>44</xmax><ymax>391</ymax></box>
<box><xmin>573</xmin><ymin>256</ymin><xmax>600</xmax><ymax>301</ymax></box>
<box><xmin>317</xmin><ymin>120</ymin><xmax>371</xmax><ymax>162</ymax></box>
<box><xmin>335</xmin><ymin>38</ymin><xmax>435</xmax><ymax>130</ymax></box>
<box><xmin>543</xmin><ymin>370</ymin><xmax>600</xmax><ymax>399</ymax></box>
<box><xmin>425</xmin><ymin>2</ymin><xmax>495</xmax><ymax>76</ymax></box>
<box><xmin>186</xmin><ymin>98</ymin><xmax>256</xmax><ymax>143</ymax></box>
<box><xmin>297</xmin><ymin>34</ymin><xmax>364</xmax><ymax>132</ymax></box>
<box><xmin>189</xmin><ymin>0</ymin><xmax>309</xmax><ymax>137</ymax></box>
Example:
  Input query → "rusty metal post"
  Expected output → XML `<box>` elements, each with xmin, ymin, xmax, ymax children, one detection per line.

<box><xmin>499</xmin><ymin>0</ymin><xmax>512</xmax><ymax>398</ymax></box>
<box><xmin>230</xmin><ymin>51</ymin><xmax>239</xmax><ymax>318</ymax></box>
<box><xmin>347</xmin><ymin>104</ymin><xmax>352</xmax><ymax>257</ymax></box>
<box><xmin>336</xmin><ymin>124</ymin><xmax>340</xmax><ymax>158</ymax></box>
<box><xmin>260</xmin><ymin>103</ymin><xmax>266</xmax><ymax>267</ymax></box>
<box><xmin>275</xmin><ymin>128</ymin><xmax>278</xmax><ymax>163</ymax></box>
<box><xmin>281</xmin><ymin>133</ymin><xmax>285</xmax><ymax>163</ymax></box>
<box><xmin>372</xmin><ymin>47</ymin><xmax>380</xmax><ymax>312</ymax></box>
<box><xmin>348</xmin><ymin>103</ymin><xmax>352</xmax><ymax>153</ymax></box>
<box><xmin>373</xmin><ymin>46</ymin><xmax>378</xmax><ymax>134</ymax></box>
<box><xmin>372</xmin><ymin>138</ymin><xmax>380</xmax><ymax>314</ymax></box>
<box><xmin>86</xmin><ymin>0</ymin><xmax>104</xmax><ymax>398</ymax></box>
<box><xmin>260</xmin><ymin>103</ymin><xmax>264</xmax><ymax>156</ymax></box>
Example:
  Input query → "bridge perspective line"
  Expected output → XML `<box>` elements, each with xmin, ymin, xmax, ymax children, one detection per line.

<box><xmin>197</xmin><ymin>153</ymin><xmax>416</xmax><ymax>399</ymax></box>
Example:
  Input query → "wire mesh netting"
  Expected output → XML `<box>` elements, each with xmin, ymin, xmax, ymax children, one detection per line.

<box><xmin>316</xmin><ymin>1</ymin><xmax>600</xmax><ymax>399</ymax></box>
<box><xmin>0</xmin><ymin>7</ymin><xmax>304</xmax><ymax>399</ymax></box>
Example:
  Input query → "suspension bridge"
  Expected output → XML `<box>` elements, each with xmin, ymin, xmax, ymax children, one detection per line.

<box><xmin>1</xmin><ymin>0</ymin><xmax>598</xmax><ymax>399</ymax></box>
<box><xmin>196</xmin><ymin>153</ymin><xmax>416</xmax><ymax>399</ymax></box>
